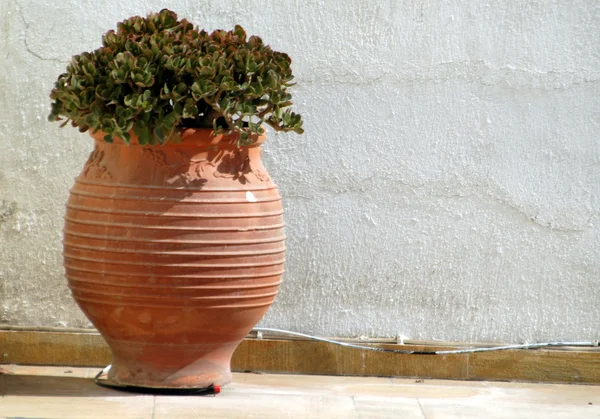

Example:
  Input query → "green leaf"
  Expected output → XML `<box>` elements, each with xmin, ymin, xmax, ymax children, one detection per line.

<box><xmin>237</xmin><ymin>130</ymin><xmax>249</xmax><ymax>147</ymax></box>
<box><xmin>139</xmin><ymin>128</ymin><xmax>151</xmax><ymax>145</ymax></box>
<box><xmin>234</xmin><ymin>25</ymin><xmax>246</xmax><ymax>41</ymax></box>
<box><xmin>153</xmin><ymin>125</ymin><xmax>167</xmax><ymax>143</ymax></box>
<box><xmin>169</xmin><ymin>131</ymin><xmax>182</xmax><ymax>144</ymax></box>
<box><xmin>48</xmin><ymin>9</ymin><xmax>303</xmax><ymax>147</ymax></box>
<box><xmin>121</xmin><ymin>131</ymin><xmax>131</xmax><ymax>145</ymax></box>
<box><xmin>182</xmin><ymin>101</ymin><xmax>198</xmax><ymax>118</ymax></box>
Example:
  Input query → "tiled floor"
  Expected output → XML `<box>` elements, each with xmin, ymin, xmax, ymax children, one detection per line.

<box><xmin>0</xmin><ymin>364</ymin><xmax>599</xmax><ymax>418</ymax></box>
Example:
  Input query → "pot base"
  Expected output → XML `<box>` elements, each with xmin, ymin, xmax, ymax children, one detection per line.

<box><xmin>102</xmin><ymin>338</ymin><xmax>236</xmax><ymax>389</ymax></box>
<box><xmin>106</xmin><ymin>356</ymin><xmax>232</xmax><ymax>389</ymax></box>
<box><xmin>95</xmin><ymin>369</ymin><xmax>223</xmax><ymax>394</ymax></box>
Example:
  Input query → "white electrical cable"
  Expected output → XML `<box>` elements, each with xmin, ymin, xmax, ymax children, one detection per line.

<box><xmin>252</xmin><ymin>327</ymin><xmax>599</xmax><ymax>355</ymax></box>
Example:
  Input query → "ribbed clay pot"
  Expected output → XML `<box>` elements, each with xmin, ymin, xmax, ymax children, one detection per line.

<box><xmin>63</xmin><ymin>129</ymin><xmax>285</xmax><ymax>388</ymax></box>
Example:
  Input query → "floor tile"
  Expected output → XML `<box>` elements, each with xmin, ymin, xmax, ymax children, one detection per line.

<box><xmin>1</xmin><ymin>366</ymin><xmax>599</xmax><ymax>419</ymax></box>
<box><xmin>0</xmin><ymin>374</ymin><xmax>115</xmax><ymax>397</ymax></box>
<box><xmin>0</xmin><ymin>395</ymin><xmax>154</xmax><ymax>419</ymax></box>
<box><xmin>232</xmin><ymin>373</ymin><xmax>396</xmax><ymax>397</ymax></box>
<box><xmin>418</xmin><ymin>399</ymin><xmax>600</xmax><ymax>419</ymax></box>
<box><xmin>12</xmin><ymin>364</ymin><xmax>90</xmax><ymax>378</ymax></box>
<box><xmin>154</xmin><ymin>392</ymin><xmax>357</xmax><ymax>419</ymax></box>
<box><xmin>352</xmin><ymin>395</ymin><xmax>425</xmax><ymax>419</ymax></box>
<box><xmin>0</xmin><ymin>365</ymin><xmax>15</xmax><ymax>375</ymax></box>
<box><xmin>0</xmin><ymin>375</ymin><xmax>153</xmax><ymax>419</ymax></box>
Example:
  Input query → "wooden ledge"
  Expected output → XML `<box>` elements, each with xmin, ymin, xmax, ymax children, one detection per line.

<box><xmin>1</xmin><ymin>329</ymin><xmax>598</xmax><ymax>385</ymax></box>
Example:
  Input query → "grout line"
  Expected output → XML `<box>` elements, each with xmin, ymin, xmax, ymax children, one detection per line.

<box><xmin>151</xmin><ymin>395</ymin><xmax>156</xmax><ymax>419</ymax></box>
<box><xmin>417</xmin><ymin>398</ymin><xmax>428</xmax><ymax>419</ymax></box>
<box><xmin>351</xmin><ymin>395</ymin><xmax>359</xmax><ymax>418</ymax></box>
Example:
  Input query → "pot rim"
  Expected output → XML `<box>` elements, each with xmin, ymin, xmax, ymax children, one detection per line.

<box><xmin>89</xmin><ymin>128</ymin><xmax>266</xmax><ymax>148</ymax></box>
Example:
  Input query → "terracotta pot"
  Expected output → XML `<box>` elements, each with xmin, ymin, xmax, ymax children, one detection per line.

<box><xmin>63</xmin><ymin>129</ymin><xmax>285</xmax><ymax>388</ymax></box>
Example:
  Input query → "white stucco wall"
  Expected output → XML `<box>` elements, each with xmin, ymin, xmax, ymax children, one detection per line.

<box><xmin>1</xmin><ymin>0</ymin><xmax>599</xmax><ymax>343</ymax></box>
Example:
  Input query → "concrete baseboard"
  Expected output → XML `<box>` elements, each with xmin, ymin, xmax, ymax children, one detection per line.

<box><xmin>1</xmin><ymin>328</ymin><xmax>599</xmax><ymax>384</ymax></box>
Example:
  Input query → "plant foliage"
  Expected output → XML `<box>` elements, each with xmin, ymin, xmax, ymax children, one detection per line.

<box><xmin>49</xmin><ymin>9</ymin><xmax>303</xmax><ymax>146</ymax></box>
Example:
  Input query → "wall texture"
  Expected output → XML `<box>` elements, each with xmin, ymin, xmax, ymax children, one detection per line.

<box><xmin>1</xmin><ymin>0</ymin><xmax>599</xmax><ymax>343</ymax></box>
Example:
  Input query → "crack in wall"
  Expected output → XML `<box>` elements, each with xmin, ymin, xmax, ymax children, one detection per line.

<box><xmin>296</xmin><ymin>59</ymin><xmax>600</xmax><ymax>91</ymax></box>
<box><xmin>10</xmin><ymin>0</ymin><xmax>67</xmax><ymax>64</ymax></box>
<box><xmin>286</xmin><ymin>177</ymin><xmax>597</xmax><ymax>233</ymax></box>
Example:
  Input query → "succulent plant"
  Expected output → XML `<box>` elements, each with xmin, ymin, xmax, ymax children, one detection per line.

<box><xmin>48</xmin><ymin>9</ymin><xmax>303</xmax><ymax>146</ymax></box>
